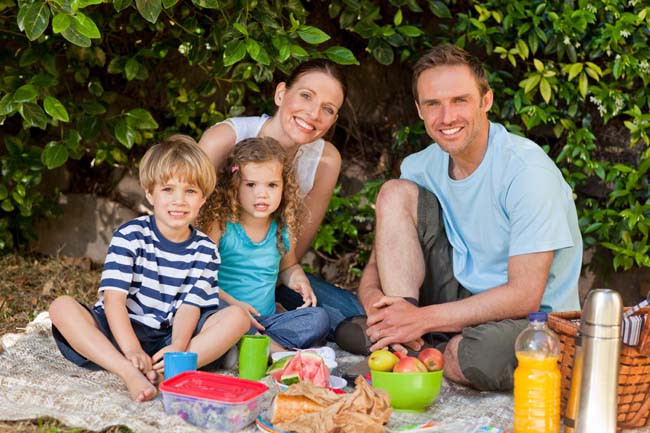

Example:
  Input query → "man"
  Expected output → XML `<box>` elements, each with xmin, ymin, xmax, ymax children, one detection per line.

<box><xmin>344</xmin><ymin>45</ymin><xmax>581</xmax><ymax>391</ymax></box>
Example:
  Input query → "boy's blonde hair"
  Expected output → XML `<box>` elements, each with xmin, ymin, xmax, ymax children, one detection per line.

<box><xmin>197</xmin><ymin>137</ymin><xmax>302</xmax><ymax>255</ymax></box>
<box><xmin>139</xmin><ymin>134</ymin><xmax>216</xmax><ymax>197</ymax></box>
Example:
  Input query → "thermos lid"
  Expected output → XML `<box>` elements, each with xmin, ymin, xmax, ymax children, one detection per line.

<box><xmin>580</xmin><ymin>289</ymin><xmax>623</xmax><ymax>337</ymax></box>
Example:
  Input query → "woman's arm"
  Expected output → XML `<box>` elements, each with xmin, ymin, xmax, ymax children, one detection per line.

<box><xmin>295</xmin><ymin>140</ymin><xmax>341</xmax><ymax>259</ymax></box>
<box><xmin>197</xmin><ymin>122</ymin><xmax>238</xmax><ymax>168</ymax></box>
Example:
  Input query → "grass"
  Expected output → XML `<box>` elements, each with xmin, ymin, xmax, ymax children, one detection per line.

<box><xmin>0</xmin><ymin>254</ymin><xmax>132</xmax><ymax>433</ymax></box>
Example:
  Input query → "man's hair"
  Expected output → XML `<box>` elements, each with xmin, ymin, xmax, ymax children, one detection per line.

<box><xmin>412</xmin><ymin>44</ymin><xmax>490</xmax><ymax>102</ymax></box>
<box><xmin>139</xmin><ymin>134</ymin><xmax>216</xmax><ymax>198</ymax></box>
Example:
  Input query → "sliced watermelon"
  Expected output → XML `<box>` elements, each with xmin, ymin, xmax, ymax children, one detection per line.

<box><xmin>278</xmin><ymin>351</ymin><xmax>330</xmax><ymax>388</ymax></box>
<box><xmin>267</xmin><ymin>354</ymin><xmax>294</xmax><ymax>381</ymax></box>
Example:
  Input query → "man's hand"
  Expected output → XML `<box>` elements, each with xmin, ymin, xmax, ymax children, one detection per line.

<box><xmin>366</xmin><ymin>296</ymin><xmax>426</xmax><ymax>352</ymax></box>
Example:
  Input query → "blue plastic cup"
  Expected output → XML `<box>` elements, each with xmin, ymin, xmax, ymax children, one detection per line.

<box><xmin>164</xmin><ymin>351</ymin><xmax>198</xmax><ymax>380</ymax></box>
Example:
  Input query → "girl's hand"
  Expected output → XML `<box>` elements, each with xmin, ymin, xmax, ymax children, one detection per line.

<box><xmin>235</xmin><ymin>300</ymin><xmax>265</xmax><ymax>331</ymax></box>
<box><xmin>291</xmin><ymin>278</ymin><xmax>318</xmax><ymax>308</ymax></box>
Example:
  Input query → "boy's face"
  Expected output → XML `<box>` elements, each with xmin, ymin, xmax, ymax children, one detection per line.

<box><xmin>237</xmin><ymin>160</ymin><xmax>284</xmax><ymax>224</ymax></box>
<box><xmin>145</xmin><ymin>176</ymin><xmax>206</xmax><ymax>242</ymax></box>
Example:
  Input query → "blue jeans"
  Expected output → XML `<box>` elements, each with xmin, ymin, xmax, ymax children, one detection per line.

<box><xmin>252</xmin><ymin>307</ymin><xmax>329</xmax><ymax>349</ymax></box>
<box><xmin>276</xmin><ymin>274</ymin><xmax>364</xmax><ymax>338</ymax></box>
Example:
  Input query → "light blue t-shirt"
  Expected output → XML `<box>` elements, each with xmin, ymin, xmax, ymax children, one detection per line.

<box><xmin>400</xmin><ymin>122</ymin><xmax>582</xmax><ymax>312</ymax></box>
<box><xmin>217</xmin><ymin>220</ymin><xmax>290</xmax><ymax>316</ymax></box>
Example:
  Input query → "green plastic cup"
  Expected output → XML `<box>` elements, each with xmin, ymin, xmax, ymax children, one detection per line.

<box><xmin>238</xmin><ymin>335</ymin><xmax>270</xmax><ymax>381</ymax></box>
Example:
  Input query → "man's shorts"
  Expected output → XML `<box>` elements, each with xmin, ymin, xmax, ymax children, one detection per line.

<box><xmin>52</xmin><ymin>301</ymin><xmax>218</xmax><ymax>370</ymax></box>
<box><xmin>417</xmin><ymin>186</ymin><xmax>526</xmax><ymax>391</ymax></box>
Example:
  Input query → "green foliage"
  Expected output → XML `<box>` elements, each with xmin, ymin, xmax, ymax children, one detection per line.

<box><xmin>2</xmin><ymin>0</ymin><xmax>650</xmax><ymax>274</ymax></box>
<box><xmin>314</xmin><ymin>180</ymin><xmax>382</xmax><ymax>277</ymax></box>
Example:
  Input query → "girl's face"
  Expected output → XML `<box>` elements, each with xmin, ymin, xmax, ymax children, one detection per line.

<box><xmin>145</xmin><ymin>176</ymin><xmax>206</xmax><ymax>242</ymax></box>
<box><xmin>237</xmin><ymin>160</ymin><xmax>284</xmax><ymax>223</ymax></box>
<box><xmin>274</xmin><ymin>71</ymin><xmax>345</xmax><ymax>145</ymax></box>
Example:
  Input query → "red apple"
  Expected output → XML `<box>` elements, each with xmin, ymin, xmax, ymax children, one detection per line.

<box><xmin>393</xmin><ymin>356</ymin><xmax>428</xmax><ymax>373</ymax></box>
<box><xmin>418</xmin><ymin>348</ymin><xmax>444</xmax><ymax>371</ymax></box>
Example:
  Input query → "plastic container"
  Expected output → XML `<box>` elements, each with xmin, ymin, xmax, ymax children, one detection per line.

<box><xmin>159</xmin><ymin>371</ymin><xmax>268</xmax><ymax>431</ymax></box>
<box><xmin>513</xmin><ymin>312</ymin><xmax>561</xmax><ymax>433</ymax></box>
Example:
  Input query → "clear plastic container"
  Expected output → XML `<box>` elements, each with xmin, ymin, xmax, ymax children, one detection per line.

<box><xmin>513</xmin><ymin>312</ymin><xmax>561</xmax><ymax>433</ymax></box>
<box><xmin>160</xmin><ymin>371</ymin><xmax>268</xmax><ymax>431</ymax></box>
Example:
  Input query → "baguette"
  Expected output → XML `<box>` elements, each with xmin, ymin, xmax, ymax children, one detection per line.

<box><xmin>270</xmin><ymin>394</ymin><xmax>325</xmax><ymax>424</ymax></box>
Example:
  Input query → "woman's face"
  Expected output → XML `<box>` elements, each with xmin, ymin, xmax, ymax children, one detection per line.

<box><xmin>274</xmin><ymin>71</ymin><xmax>345</xmax><ymax>145</ymax></box>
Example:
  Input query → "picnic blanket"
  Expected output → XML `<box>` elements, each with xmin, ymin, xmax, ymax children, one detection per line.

<box><xmin>6</xmin><ymin>312</ymin><xmax>636</xmax><ymax>433</ymax></box>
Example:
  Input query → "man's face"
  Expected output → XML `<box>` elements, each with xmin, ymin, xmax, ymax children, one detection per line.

<box><xmin>415</xmin><ymin>64</ymin><xmax>493</xmax><ymax>158</ymax></box>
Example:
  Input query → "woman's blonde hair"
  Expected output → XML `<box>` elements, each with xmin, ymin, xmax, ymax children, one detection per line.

<box><xmin>197</xmin><ymin>137</ymin><xmax>302</xmax><ymax>255</ymax></box>
<box><xmin>139</xmin><ymin>134</ymin><xmax>216</xmax><ymax>198</ymax></box>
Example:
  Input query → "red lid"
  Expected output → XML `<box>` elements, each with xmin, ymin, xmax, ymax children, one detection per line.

<box><xmin>160</xmin><ymin>371</ymin><xmax>268</xmax><ymax>403</ymax></box>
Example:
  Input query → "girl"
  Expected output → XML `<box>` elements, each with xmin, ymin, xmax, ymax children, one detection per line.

<box><xmin>197</xmin><ymin>137</ymin><xmax>329</xmax><ymax>352</ymax></box>
<box><xmin>198</xmin><ymin>60</ymin><xmax>365</xmax><ymax>336</ymax></box>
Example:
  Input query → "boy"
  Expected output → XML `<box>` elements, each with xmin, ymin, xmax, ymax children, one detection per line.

<box><xmin>49</xmin><ymin>134</ymin><xmax>249</xmax><ymax>402</ymax></box>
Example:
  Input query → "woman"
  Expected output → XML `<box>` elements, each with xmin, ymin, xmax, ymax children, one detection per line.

<box><xmin>198</xmin><ymin>59</ymin><xmax>364</xmax><ymax>336</ymax></box>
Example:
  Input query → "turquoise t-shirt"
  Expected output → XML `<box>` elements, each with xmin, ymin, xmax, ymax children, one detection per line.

<box><xmin>217</xmin><ymin>221</ymin><xmax>290</xmax><ymax>316</ymax></box>
<box><xmin>400</xmin><ymin>122</ymin><xmax>582</xmax><ymax>312</ymax></box>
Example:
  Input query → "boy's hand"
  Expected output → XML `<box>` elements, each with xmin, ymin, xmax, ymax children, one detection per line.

<box><xmin>151</xmin><ymin>343</ymin><xmax>187</xmax><ymax>377</ymax></box>
<box><xmin>124</xmin><ymin>348</ymin><xmax>153</xmax><ymax>373</ymax></box>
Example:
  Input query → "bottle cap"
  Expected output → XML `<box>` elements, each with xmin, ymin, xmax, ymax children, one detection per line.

<box><xmin>528</xmin><ymin>312</ymin><xmax>547</xmax><ymax>322</ymax></box>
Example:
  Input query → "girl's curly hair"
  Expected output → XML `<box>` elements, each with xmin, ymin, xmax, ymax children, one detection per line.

<box><xmin>197</xmin><ymin>137</ymin><xmax>302</xmax><ymax>255</ymax></box>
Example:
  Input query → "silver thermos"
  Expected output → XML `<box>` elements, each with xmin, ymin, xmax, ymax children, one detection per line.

<box><xmin>564</xmin><ymin>288</ymin><xmax>622</xmax><ymax>433</ymax></box>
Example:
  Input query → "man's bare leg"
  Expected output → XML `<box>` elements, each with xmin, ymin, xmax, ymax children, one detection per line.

<box><xmin>442</xmin><ymin>335</ymin><xmax>471</xmax><ymax>386</ymax></box>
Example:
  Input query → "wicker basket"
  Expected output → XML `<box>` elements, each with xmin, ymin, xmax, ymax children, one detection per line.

<box><xmin>548</xmin><ymin>308</ymin><xmax>650</xmax><ymax>429</ymax></box>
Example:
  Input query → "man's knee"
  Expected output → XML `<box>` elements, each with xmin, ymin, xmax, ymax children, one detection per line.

<box><xmin>375</xmin><ymin>179</ymin><xmax>419</xmax><ymax>220</ymax></box>
<box><xmin>454</xmin><ymin>320</ymin><xmax>526</xmax><ymax>391</ymax></box>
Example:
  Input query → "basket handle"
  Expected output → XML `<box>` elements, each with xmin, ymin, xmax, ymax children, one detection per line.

<box><xmin>637</xmin><ymin>310</ymin><xmax>650</xmax><ymax>357</ymax></box>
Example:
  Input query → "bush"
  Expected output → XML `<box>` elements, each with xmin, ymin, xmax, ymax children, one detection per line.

<box><xmin>1</xmin><ymin>0</ymin><xmax>649</xmax><ymax>272</ymax></box>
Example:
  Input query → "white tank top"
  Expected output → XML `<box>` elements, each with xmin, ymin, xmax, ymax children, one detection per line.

<box><xmin>218</xmin><ymin>115</ymin><xmax>324</xmax><ymax>197</ymax></box>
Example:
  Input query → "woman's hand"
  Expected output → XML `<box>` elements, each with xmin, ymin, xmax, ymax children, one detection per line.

<box><xmin>235</xmin><ymin>300</ymin><xmax>265</xmax><ymax>331</ymax></box>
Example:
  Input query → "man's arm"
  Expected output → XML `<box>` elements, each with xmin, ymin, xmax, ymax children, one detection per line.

<box><xmin>366</xmin><ymin>250</ymin><xmax>553</xmax><ymax>351</ymax></box>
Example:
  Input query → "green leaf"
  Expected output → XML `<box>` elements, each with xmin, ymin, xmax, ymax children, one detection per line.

<box><xmin>233</xmin><ymin>22</ymin><xmax>248</xmax><ymax>37</ymax></box>
<box><xmin>539</xmin><ymin>77</ymin><xmax>551</xmax><ymax>103</ymax></box>
<box><xmin>533</xmin><ymin>58</ymin><xmax>544</xmax><ymax>73</ymax></box>
<box><xmin>114</xmin><ymin>119</ymin><xmax>136</xmax><ymax>148</ymax></box>
<box><xmin>162</xmin><ymin>0</ymin><xmax>178</xmax><ymax>7</ymax></box>
<box><xmin>13</xmin><ymin>84</ymin><xmax>39</xmax><ymax>103</ymax></box>
<box><xmin>427</xmin><ymin>0</ymin><xmax>451</xmax><ymax>18</ymax></box>
<box><xmin>42</xmin><ymin>141</ymin><xmax>69</xmax><ymax>169</ymax></box>
<box><xmin>19</xmin><ymin>103</ymin><xmax>48</xmax><ymax>129</ymax></box>
<box><xmin>2</xmin><ymin>199</ymin><xmax>14</xmax><ymax>212</ymax></box>
<box><xmin>0</xmin><ymin>184</ymin><xmax>7</xmax><ymax>201</ymax></box>
<box><xmin>290</xmin><ymin>44</ymin><xmax>308</xmax><ymax>58</ymax></box>
<box><xmin>113</xmin><ymin>0</ymin><xmax>132</xmax><ymax>12</ymax></box>
<box><xmin>324</xmin><ymin>46</ymin><xmax>359</xmax><ymax>65</ymax></box>
<box><xmin>126</xmin><ymin>108</ymin><xmax>158</xmax><ymax>129</ymax></box>
<box><xmin>61</xmin><ymin>22</ymin><xmax>92</xmax><ymax>47</ymax></box>
<box><xmin>249</xmin><ymin>44</ymin><xmax>271</xmax><ymax>66</ymax></box>
<box><xmin>246</xmin><ymin>39</ymin><xmax>260</xmax><ymax>58</ymax></box>
<box><xmin>370</xmin><ymin>39</ymin><xmax>394</xmax><ymax>65</ymax></box>
<box><xmin>19</xmin><ymin>48</ymin><xmax>39</xmax><ymax>66</ymax></box>
<box><xmin>223</xmin><ymin>40</ymin><xmax>247</xmax><ymax>67</ymax></box>
<box><xmin>397</xmin><ymin>25</ymin><xmax>423</xmax><ymax>37</ymax></box>
<box><xmin>78</xmin><ymin>0</ymin><xmax>104</xmax><ymax>6</ymax></box>
<box><xmin>297</xmin><ymin>25</ymin><xmax>330</xmax><ymax>44</ymax></box>
<box><xmin>73</xmin><ymin>12</ymin><xmax>100</xmax><ymax>39</ymax></box>
<box><xmin>393</xmin><ymin>9</ymin><xmax>403</xmax><ymax>27</ymax></box>
<box><xmin>0</xmin><ymin>94</ymin><xmax>16</xmax><ymax>116</ymax></box>
<box><xmin>22</xmin><ymin>0</ymin><xmax>50</xmax><ymax>41</ymax></box>
<box><xmin>43</xmin><ymin>96</ymin><xmax>69</xmax><ymax>122</ymax></box>
<box><xmin>135</xmin><ymin>0</ymin><xmax>162</xmax><ymax>23</ymax></box>
<box><xmin>568</xmin><ymin>63</ymin><xmax>583</xmax><ymax>81</ymax></box>
<box><xmin>125</xmin><ymin>57</ymin><xmax>140</xmax><ymax>80</ymax></box>
<box><xmin>578</xmin><ymin>72</ymin><xmax>588</xmax><ymax>98</ymax></box>
<box><xmin>52</xmin><ymin>13</ymin><xmax>71</xmax><ymax>33</ymax></box>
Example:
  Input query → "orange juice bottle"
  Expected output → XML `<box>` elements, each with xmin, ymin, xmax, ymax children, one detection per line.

<box><xmin>513</xmin><ymin>312</ymin><xmax>561</xmax><ymax>433</ymax></box>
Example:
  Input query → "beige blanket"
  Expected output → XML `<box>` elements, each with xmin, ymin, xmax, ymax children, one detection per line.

<box><xmin>10</xmin><ymin>313</ymin><xmax>644</xmax><ymax>433</ymax></box>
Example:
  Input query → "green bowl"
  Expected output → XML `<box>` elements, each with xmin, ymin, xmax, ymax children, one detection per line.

<box><xmin>370</xmin><ymin>369</ymin><xmax>443</xmax><ymax>412</ymax></box>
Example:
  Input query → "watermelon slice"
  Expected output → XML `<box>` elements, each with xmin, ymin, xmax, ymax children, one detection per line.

<box><xmin>267</xmin><ymin>355</ymin><xmax>294</xmax><ymax>382</ymax></box>
<box><xmin>279</xmin><ymin>351</ymin><xmax>330</xmax><ymax>388</ymax></box>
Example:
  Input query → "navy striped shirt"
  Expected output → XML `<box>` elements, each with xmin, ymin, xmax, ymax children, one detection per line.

<box><xmin>94</xmin><ymin>215</ymin><xmax>220</xmax><ymax>329</ymax></box>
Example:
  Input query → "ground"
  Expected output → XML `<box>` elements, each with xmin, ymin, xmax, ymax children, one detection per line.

<box><xmin>0</xmin><ymin>254</ymin><xmax>128</xmax><ymax>433</ymax></box>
